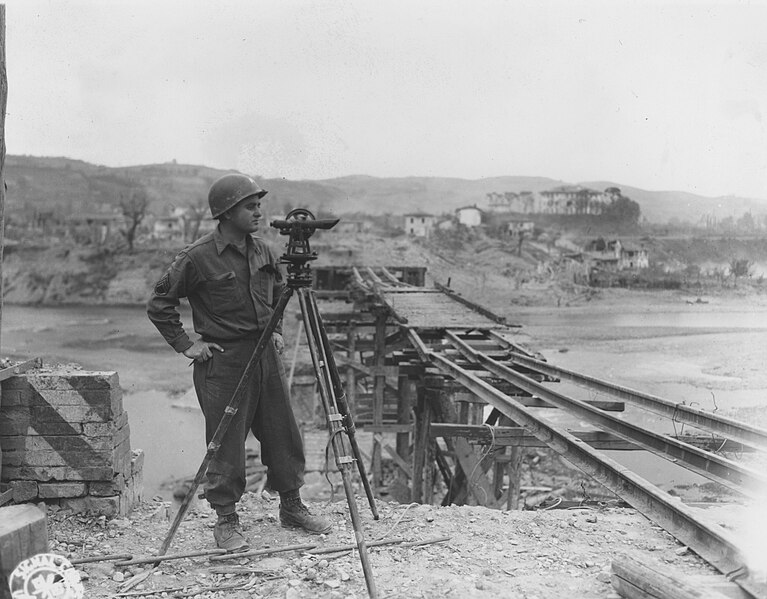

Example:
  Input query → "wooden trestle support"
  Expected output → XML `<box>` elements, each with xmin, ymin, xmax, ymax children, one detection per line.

<box><xmin>309</xmin><ymin>265</ymin><xmax>767</xmax><ymax>599</ymax></box>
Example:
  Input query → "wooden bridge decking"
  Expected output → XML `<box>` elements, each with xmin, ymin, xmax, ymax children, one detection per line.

<box><xmin>305</xmin><ymin>265</ymin><xmax>767</xmax><ymax>599</ymax></box>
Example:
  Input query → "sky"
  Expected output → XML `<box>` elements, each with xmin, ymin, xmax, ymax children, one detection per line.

<box><xmin>4</xmin><ymin>0</ymin><xmax>767</xmax><ymax>199</ymax></box>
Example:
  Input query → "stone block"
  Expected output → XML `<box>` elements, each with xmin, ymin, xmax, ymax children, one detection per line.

<box><xmin>0</xmin><ymin>389</ymin><xmax>23</xmax><ymax>407</ymax></box>
<box><xmin>0</xmin><ymin>417</ymin><xmax>83</xmax><ymax>437</ymax></box>
<box><xmin>131</xmin><ymin>449</ymin><xmax>145</xmax><ymax>476</ymax></box>
<box><xmin>16</xmin><ymin>372</ymin><xmax>119</xmax><ymax>391</ymax></box>
<box><xmin>81</xmin><ymin>411</ymin><xmax>128</xmax><ymax>436</ymax></box>
<box><xmin>60</xmin><ymin>494</ymin><xmax>127</xmax><ymax>518</ymax></box>
<box><xmin>10</xmin><ymin>480</ymin><xmax>38</xmax><ymax>502</ymax></box>
<box><xmin>37</xmin><ymin>482</ymin><xmax>88</xmax><ymax>499</ymax></box>
<box><xmin>89</xmin><ymin>474</ymin><xmax>126</xmax><ymax>497</ymax></box>
<box><xmin>1</xmin><ymin>434</ymin><xmax>116</xmax><ymax>452</ymax></box>
<box><xmin>2</xmin><ymin>448</ymin><xmax>117</xmax><ymax>468</ymax></box>
<box><xmin>60</xmin><ymin>495</ymin><xmax>117</xmax><ymax>517</ymax></box>
<box><xmin>1</xmin><ymin>405</ymin><xmax>108</xmax><ymax>425</ymax></box>
<box><xmin>2</xmin><ymin>465</ymin><xmax>116</xmax><ymax>482</ymax></box>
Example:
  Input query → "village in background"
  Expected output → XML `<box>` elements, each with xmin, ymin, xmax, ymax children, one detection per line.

<box><xmin>4</xmin><ymin>154</ymin><xmax>767</xmax><ymax>299</ymax></box>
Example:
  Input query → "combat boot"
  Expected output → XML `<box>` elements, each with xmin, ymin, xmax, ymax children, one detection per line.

<box><xmin>213</xmin><ymin>512</ymin><xmax>249</xmax><ymax>552</ymax></box>
<box><xmin>279</xmin><ymin>497</ymin><xmax>332</xmax><ymax>534</ymax></box>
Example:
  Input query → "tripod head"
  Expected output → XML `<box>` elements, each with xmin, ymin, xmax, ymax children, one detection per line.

<box><xmin>271</xmin><ymin>208</ymin><xmax>339</xmax><ymax>286</ymax></box>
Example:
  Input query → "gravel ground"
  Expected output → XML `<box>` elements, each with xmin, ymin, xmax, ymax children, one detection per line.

<box><xmin>45</xmin><ymin>490</ymin><xmax>734</xmax><ymax>599</ymax></box>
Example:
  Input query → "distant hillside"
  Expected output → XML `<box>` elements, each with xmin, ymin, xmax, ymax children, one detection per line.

<box><xmin>581</xmin><ymin>180</ymin><xmax>767</xmax><ymax>224</ymax></box>
<box><xmin>4</xmin><ymin>155</ymin><xmax>766</xmax><ymax>224</ymax></box>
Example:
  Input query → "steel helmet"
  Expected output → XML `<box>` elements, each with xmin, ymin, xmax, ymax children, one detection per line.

<box><xmin>208</xmin><ymin>173</ymin><xmax>268</xmax><ymax>218</ymax></box>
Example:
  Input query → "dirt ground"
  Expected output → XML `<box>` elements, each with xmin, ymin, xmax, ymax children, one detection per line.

<box><xmin>46</xmin><ymin>490</ymin><xmax>736</xmax><ymax>599</ymax></box>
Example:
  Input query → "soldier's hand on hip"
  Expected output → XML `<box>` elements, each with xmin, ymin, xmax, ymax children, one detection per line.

<box><xmin>272</xmin><ymin>333</ymin><xmax>285</xmax><ymax>355</ymax></box>
<box><xmin>183</xmin><ymin>340</ymin><xmax>224</xmax><ymax>362</ymax></box>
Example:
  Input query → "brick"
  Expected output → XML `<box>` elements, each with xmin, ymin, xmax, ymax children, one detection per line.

<box><xmin>0</xmin><ymin>389</ymin><xmax>24</xmax><ymax>407</ymax></box>
<box><xmin>19</xmin><ymin>372</ymin><xmax>119</xmax><ymax>391</ymax></box>
<box><xmin>113</xmin><ymin>423</ymin><xmax>131</xmax><ymax>450</ymax></box>
<box><xmin>2</xmin><ymin>448</ymin><xmax>119</xmax><ymax>468</ymax></box>
<box><xmin>1</xmin><ymin>435</ymin><xmax>116</xmax><ymax>452</ymax></box>
<box><xmin>89</xmin><ymin>474</ymin><xmax>126</xmax><ymax>496</ymax></box>
<box><xmin>33</xmin><ymin>404</ymin><xmax>112</xmax><ymax>422</ymax></box>
<box><xmin>37</xmin><ymin>482</ymin><xmax>88</xmax><ymax>499</ymax></box>
<box><xmin>0</xmin><ymin>417</ymin><xmax>83</xmax><ymax>437</ymax></box>
<box><xmin>2</xmin><ymin>465</ymin><xmax>116</xmax><ymax>482</ymax></box>
<box><xmin>82</xmin><ymin>411</ymin><xmax>128</xmax><ymax>436</ymax></box>
<box><xmin>9</xmin><ymin>481</ymin><xmax>38</xmax><ymax>502</ymax></box>
<box><xmin>60</xmin><ymin>494</ymin><xmax>124</xmax><ymax>517</ymax></box>
<box><xmin>2</xmin><ymin>388</ymin><xmax>118</xmax><ymax>407</ymax></box>
<box><xmin>1</xmin><ymin>405</ymin><xmax>109</xmax><ymax>424</ymax></box>
<box><xmin>0</xmin><ymin>376</ymin><xmax>32</xmax><ymax>391</ymax></box>
<box><xmin>37</xmin><ymin>390</ymin><xmax>122</xmax><ymax>418</ymax></box>
<box><xmin>114</xmin><ymin>446</ymin><xmax>132</xmax><ymax>478</ymax></box>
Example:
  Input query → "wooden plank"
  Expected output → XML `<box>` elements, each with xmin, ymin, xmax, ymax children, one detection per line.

<box><xmin>0</xmin><ymin>358</ymin><xmax>42</xmax><ymax>383</ymax></box>
<box><xmin>430</xmin><ymin>424</ymin><xmax>644</xmax><ymax>450</ymax></box>
<box><xmin>364</xmin><ymin>424</ymin><xmax>412</xmax><ymax>433</ymax></box>
<box><xmin>686</xmin><ymin>575</ymin><xmax>752</xmax><ymax>599</ymax></box>
<box><xmin>432</xmin><ymin>282</ymin><xmax>508</xmax><ymax>325</ymax></box>
<box><xmin>410</xmin><ymin>394</ymin><xmax>432</xmax><ymax>503</ymax></box>
<box><xmin>383</xmin><ymin>444</ymin><xmax>412</xmax><ymax>479</ymax></box>
<box><xmin>611</xmin><ymin>553</ymin><xmax>732</xmax><ymax>599</ymax></box>
<box><xmin>452</xmin><ymin>437</ymin><xmax>495</xmax><ymax>506</ymax></box>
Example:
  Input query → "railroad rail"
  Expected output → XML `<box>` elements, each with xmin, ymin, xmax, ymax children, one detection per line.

<box><xmin>325</xmin><ymin>266</ymin><xmax>767</xmax><ymax>599</ymax></box>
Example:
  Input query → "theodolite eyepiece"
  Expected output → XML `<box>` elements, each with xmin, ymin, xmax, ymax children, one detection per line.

<box><xmin>270</xmin><ymin>208</ymin><xmax>339</xmax><ymax>236</ymax></box>
<box><xmin>271</xmin><ymin>208</ymin><xmax>340</xmax><ymax>285</ymax></box>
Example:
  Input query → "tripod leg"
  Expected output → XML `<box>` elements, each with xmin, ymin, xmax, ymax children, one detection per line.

<box><xmin>155</xmin><ymin>286</ymin><xmax>294</xmax><ymax>562</ymax></box>
<box><xmin>297</xmin><ymin>289</ymin><xmax>378</xmax><ymax>598</ymax></box>
<box><xmin>306</xmin><ymin>289</ymin><xmax>379</xmax><ymax>519</ymax></box>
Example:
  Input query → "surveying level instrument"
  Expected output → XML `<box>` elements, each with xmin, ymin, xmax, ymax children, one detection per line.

<box><xmin>156</xmin><ymin>208</ymin><xmax>380</xmax><ymax>598</ymax></box>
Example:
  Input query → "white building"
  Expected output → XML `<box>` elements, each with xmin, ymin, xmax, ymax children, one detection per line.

<box><xmin>455</xmin><ymin>205</ymin><xmax>483</xmax><ymax>227</ymax></box>
<box><xmin>404</xmin><ymin>213</ymin><xmax>436</xmax><ymax>237</ymax></box>
<box><xmin>152</xmin><ymin>215</ymin><xmax>185</xmax><ymax>240</ymax></box>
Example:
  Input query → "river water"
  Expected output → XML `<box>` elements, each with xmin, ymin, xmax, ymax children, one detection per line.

<box><xmin>2</xmin><ymin>301</ymin><xmax>766</xmax><ymax>499</ymax></box>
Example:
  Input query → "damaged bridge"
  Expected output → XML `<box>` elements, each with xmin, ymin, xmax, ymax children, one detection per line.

<box><xmin>305</xmin><ymin>265</ymin><xmax>767</xmax><ymax>599</ymax></box>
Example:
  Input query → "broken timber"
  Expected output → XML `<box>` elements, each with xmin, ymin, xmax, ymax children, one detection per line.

<box><xmin>306</xmin><ymin>265</ymin><xmax>767</xmax><ymax>599</ymax></box>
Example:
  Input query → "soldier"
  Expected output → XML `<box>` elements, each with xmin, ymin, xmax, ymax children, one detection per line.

<box><xmin>147</xmin><ymin>173</ymin><xmax>331</xmax><ymax>552</ymax></box>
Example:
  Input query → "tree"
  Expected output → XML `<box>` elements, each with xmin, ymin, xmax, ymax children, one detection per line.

<box><xmin>602</xmin><ymin>194</ymin><xmax>641</xmax><ymax>225</ymax></box>
<box><xmin>736</xmin><ymin>211</ymin><xmax>755</xmax><ymax>233</ymax></box>
<box><xmin>729</xmin><ymin>258</ymin><xmax>751</xmax><ymax>286</ymax></box>
<box><xmin>186</xmin><ymin>198</ymin><xmax>208</xmax><ymax>242</ymax></box>
<box><xmin>119</xmin><ymin>187</ymin><xmax>148</xmax><ymax>252</ymax></box>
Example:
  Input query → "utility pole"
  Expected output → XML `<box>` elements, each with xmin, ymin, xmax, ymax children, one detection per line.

<box><xmin>0</xmin><ymin>5</ymin><xmax>7</xmax><ymax>354</ymax></box>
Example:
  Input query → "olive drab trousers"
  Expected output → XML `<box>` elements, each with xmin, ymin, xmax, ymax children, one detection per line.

<box><xmin>193</xmin><ymin>337</ymin><xmax>305</xmax><ymax>510</ymax></box>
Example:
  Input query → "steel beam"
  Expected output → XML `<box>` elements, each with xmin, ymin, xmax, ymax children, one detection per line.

<box><xmin>488</xmin><ymin>331</ymin><xmax>767</xmax><ymax>453</ymax></box>
<box><xmin>446</xmin><ymin>331</ymin><xmax>766</xmax><ymax>497</ymax></box>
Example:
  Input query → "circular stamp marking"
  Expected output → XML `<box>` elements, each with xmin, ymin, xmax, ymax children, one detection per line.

<box><xmin>9</xmin><ymin>553</ymin><xmax>84</xmax><ymax>599</ymax></box>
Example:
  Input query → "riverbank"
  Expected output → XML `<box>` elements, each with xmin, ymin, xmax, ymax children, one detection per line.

<box><xmin>6</xmin><ymin>284</ymin><xmax>767</xmax><ymax>598</ymax></box>
<box><xmin>3</xmin><ymin>288</ymin><xmax>766</xmax><ymax>502</ymax></box>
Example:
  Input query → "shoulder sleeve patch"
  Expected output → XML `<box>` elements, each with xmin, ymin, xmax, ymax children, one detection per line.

<box><xmin>154</xmin><ymin>272</ymin><xmax>171</xmax><ymax>296</ymax></box>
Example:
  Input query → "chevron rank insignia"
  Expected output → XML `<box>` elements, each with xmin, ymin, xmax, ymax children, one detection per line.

<box><xmin>154</xmin><ymin>273</ymin><xmax>171</xmax><ymax>296</ymax></box>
